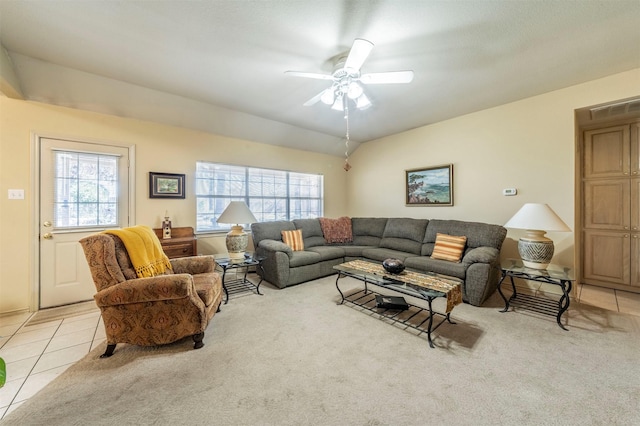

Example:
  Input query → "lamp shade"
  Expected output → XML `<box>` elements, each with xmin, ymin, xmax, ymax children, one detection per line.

<box><xmin>217</xmin><ymin>201</ymin><xmax>258</xmax><ymax>261</ymax></box>
<box><xmin>504</xmin><ymin>203</ymin><xmax>570</xmax><ymax>232</ymax></box>
<box><xmin>505</xmin><ymin>203</ymin><xmax>570</xmax><ymax>270</ymax></box>
<box><xmin>216</xmin><ymin>201</ymin><xmax>258</xmax><ymax>225</ymax></box>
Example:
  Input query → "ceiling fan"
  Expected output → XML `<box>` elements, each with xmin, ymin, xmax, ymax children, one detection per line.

<box><xmin>285</xmin><ymin>38</ymin><xmax>414</xmax><ymax>111</ymax></box>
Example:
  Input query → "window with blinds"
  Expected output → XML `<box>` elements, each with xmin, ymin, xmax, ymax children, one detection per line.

<box><xmin>53</xmin><ymin>151</ymin><xmax>120</xmax><ymax>228</ymax></box>
<box><xmin>195</xmin><ymin>162</ymin><xmax>323</xmax><ymax>232</ymax></box>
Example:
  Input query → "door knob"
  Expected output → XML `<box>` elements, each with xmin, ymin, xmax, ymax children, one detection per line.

<box><xmin>43</xmin><ymin>221</ymin><xmax>52</xmax><ymax>227</ymax></box>
<box><xmin>43</xmin><ymin>233</ymin><xmax>53</xmax><ymax>240</ymax></box>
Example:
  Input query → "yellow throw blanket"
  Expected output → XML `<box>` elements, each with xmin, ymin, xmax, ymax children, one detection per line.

<box><xmin>104</xmin><ymin>225</ymin><xmax>172</xmax><ymax>278</ymax></box>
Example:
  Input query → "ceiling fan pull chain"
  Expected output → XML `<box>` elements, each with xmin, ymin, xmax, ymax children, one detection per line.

<box><xmin>344</xmin><ymin>102</ymin><xmax>352</xmax><ymax>172</ymax></box>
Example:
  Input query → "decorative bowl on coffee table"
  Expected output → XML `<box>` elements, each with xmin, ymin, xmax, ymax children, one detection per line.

<box><xmin>382</xmin><ymin>258</ymin><xmax>405</xmax><ymax>274</ymax></box>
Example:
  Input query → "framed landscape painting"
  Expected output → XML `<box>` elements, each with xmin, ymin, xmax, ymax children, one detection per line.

<box><xmin>406</xmin><ymin>164</ymin><xmax>453</xmax><ymax>206</ymax></box>
<box><xmin>149</xmin><ymin>172</ymin><xmax>185</xmax><ymax>199</ymax></box>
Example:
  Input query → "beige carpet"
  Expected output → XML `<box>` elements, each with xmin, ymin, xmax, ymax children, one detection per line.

<box><xmin>3</xmin><ymin>276</ymin><xmax>640</xmax><ymax>426</ymax></box>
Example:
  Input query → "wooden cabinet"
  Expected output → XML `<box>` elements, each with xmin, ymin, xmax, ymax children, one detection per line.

<box><xmin>583</xmin><ymin>230</ymin><xmax>631</xmax><ymax>286</ymax></box>
<box><xmin>582</xmin><ymin>122</ymin><xmax>640</xmax><ymax>289</ymax></box>
<box><xmin>153</xmin><ymin>227</ymin><xmax>197</xmax><ymax>259</ymax></box>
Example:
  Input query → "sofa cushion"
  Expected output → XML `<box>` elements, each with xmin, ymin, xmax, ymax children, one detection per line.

<box><xmin>293</xmin><ymin>219</ymin><xmax>326</xmax><ymax>248</ymax></box>
<box><xmin>288</xmin><ymin>250</ymin><xmax>322</xmax><ymax>268</ymax></box>
<box><xmin>306</xmin><ymin>246</ymin><xmax>346</xmax><ymax>261</ymax></box>
<box><xmin>282</xmin><ymin>230</ymin><xmax>304</xmax><ymax>251</ymax></box>
<box><xmin>251</xmin><ymin>220</ymin><xmax>296</xmax><ymax>247</ymax></box>
<box><xmin>339</xmin><ymin>245</ymin><xmax>372</xmax><ymax>257</ymax></box>
<box><xmin>361</xmin><ymin>247</ymin><xmax>415</xmax><ymax>262</ymax></box>
<box><xmin>318</xmin><ymin>217</ymin><xmax>353</xmax><ymax>243</ymax></box>
<box><xmin>378</xmin><ymin>218</ymin><xmax>429</xmax><ymax>255</ymax></box>
<box><xmin>352</xmin><ymin>217</ymin><xmax>388</xmax><ymax>237</ymax></box>
<box><xmin>431</xmin><ymin>233</ymin><xmax>467</xmax><ymax>262</ymax></box>
<box><xmin>404</xmin><ymin>256</ymin><xmax>467</xmax><ymax>280</ymax></box>
<box><xmin>424</xmin><ymin>219</ymin><xmax>506</xmax><ymax>250</ymax></box>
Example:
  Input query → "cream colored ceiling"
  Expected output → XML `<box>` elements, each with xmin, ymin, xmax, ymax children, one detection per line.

<box><xmin>1</xmin><ymin>1</ymin><xmax>639</xmax><ymax>156</ymax></box>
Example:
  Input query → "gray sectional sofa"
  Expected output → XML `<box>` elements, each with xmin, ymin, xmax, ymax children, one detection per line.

<box><xmin>250</xmin><ymin>217</ymin><xmax>507</xmax><ymax>306</ymax></box>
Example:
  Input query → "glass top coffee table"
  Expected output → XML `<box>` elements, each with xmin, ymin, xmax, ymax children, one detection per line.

<box><xmin>334</xmin><ymin>260</ymin><xmax>463</xmax><ymax>348</ymax></box>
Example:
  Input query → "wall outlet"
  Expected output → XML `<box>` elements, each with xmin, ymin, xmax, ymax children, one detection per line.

<box><xmin>502</xmin><ymin>188</ymin><xmax>517</xmax><ymax>196</ymax></box>
<box><xmin>8</xmin><ymin>189</ymin><xmax>25</xmax><ymax>200</ymax></box>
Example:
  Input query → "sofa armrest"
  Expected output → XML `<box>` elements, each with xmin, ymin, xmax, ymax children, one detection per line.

<box><xmin>258</xmin><ymin>239</ymin><xmax>293</xmax><ymax>255</ymax></box>
<box><xmin>462</xmin><ymin>247</ymin><xmax>500</xmax><ymax>265</ymax></box>
<box><xmin>94</xmin><ymin>274</ymin><xmax>195</xmax><ymax>307</ymax></box>
<box><xmin>170</xmin><ymin>255</ymin><xmax>216</xmax><ymax>274</ymax></box>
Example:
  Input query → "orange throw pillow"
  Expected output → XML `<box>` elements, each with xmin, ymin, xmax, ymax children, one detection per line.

<box><xmin>431</xmin><ymin>233</ymin><xmax>467</xmax><ymax>262</ymax></box>
<box><xmin>281</xmin><ymin>229</ymin><xmax>304</xmax><ymax>251</ymax></box>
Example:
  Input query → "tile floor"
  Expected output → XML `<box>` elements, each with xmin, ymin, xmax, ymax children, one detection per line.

<box><xmin>1</xmin><ymin>284</ymin><xmax>639</xmax><ymax>420</ymax></box>
<box><xmin>0</xmin><ymin>307</ymin><xmax>104</xmax><ymax>419</ymax></box>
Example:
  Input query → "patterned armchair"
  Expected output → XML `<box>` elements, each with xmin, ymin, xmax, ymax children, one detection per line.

<box><xmin>79</xmin><ymin>232</ymin><xmax>223</xmax><ymax>358</ymax></box>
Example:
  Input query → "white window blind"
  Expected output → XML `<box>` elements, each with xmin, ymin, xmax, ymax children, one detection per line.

<box><xmin>195</xmin><ymin>162</ymin><xmax>323</xmax><ymax>232</ymax></box>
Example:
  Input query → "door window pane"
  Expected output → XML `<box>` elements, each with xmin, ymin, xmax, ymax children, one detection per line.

<box><xmin>53</xmin><ymin>151</ymin><xmax>120</xmax><ymax>228</ymax></box>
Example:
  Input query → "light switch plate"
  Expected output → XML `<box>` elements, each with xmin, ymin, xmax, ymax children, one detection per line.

<box><xmin>8</xmin><ymin>189</ymin><xmax>25</xmax><ymax>199</ymax></box>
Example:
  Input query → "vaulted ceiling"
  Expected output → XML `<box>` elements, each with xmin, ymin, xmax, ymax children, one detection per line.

<box><xmin>1</xmin><ymin>1</ymin><xmax>639</xmax><ymax>156</ymax></box>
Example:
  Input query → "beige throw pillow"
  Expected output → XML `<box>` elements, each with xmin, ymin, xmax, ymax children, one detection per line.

<box><xmin>431</xmin><ymin>233</ymin><xmax>467</xmax><ymax>262</ymax></box>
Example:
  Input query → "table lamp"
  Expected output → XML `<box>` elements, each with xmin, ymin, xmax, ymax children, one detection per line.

<box><xmin>216</xmin><ymin>201</ymin><xmax>258</xmax><ymax>261</ymax></box>
<box><xmin>504</xmin><ymin>203</ymin><xmax>571</xmax><ymax>269</ymax></box>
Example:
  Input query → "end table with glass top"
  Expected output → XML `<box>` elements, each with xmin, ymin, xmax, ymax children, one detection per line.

<box><xmin>215</xmin><ymin>254</ymin><xmax>265</xmax><ymax>304</ymax></box>
<box><xmin>497</xmin><ymin>258</ymin><xmax>575</xmax><ymax>330</ymax></box>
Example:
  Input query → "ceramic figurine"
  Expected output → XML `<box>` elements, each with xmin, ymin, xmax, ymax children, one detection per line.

<box><xmin>162</xmin><ymin>215</ymin><xmax>172</xmax><ymax>239</ymax></box>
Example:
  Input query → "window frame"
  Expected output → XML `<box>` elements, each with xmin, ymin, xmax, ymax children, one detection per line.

<box><xmin>195</xmin><ymin>162</ymin><xmax>324</xmax><ymax>233</ymax></box>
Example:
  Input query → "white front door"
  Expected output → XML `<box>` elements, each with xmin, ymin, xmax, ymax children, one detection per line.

<box><xmin>39</xmin><ymin>137</ymin><xmax>131</xmax><ymax>308</ymax></box>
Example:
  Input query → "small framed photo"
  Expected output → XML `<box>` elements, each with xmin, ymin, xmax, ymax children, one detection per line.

<box><xmin>149</xmin><ymin>172</ymin><xmax>185</xmax><ymax>199</ymax></box>
<box><xmin>406</xmin><ymin>164</ymin><xmax>453</xmax><ymax>206</ymax></box>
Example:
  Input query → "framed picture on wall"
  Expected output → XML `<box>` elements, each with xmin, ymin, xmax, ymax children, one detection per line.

<box><xmin>406</xmin><ymin>164</ymin><xmax>453</xmax><ymax>206</ymax></box>
<box><xmin>149</xmin><ymin>172</ymin><xmax>186</xmax><ymax>199</ymax></box>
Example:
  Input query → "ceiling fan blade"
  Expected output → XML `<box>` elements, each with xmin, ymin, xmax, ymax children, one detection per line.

<box><xmin>303</xmin><ymin>87</ymin><xmax>336</xmax><ymax>106</ymax></box>
<box><xmin>285</xmin><ymin>71</ymin><xmax>334</xmax><ymax>80</ymax></box>
<box><xmin>360</xmin><ymin>71</ymin><xmax>414</xmax><ymax>84</ymax></box>
<box><xmin>303</xmin><ymin>90</ymin><xmax>326</xmax><ymax>106</ymax></box>
<box><xmin>344</xmin><ymin>38</ymin><xmax>374</xmax><ymax>72</ymax></box>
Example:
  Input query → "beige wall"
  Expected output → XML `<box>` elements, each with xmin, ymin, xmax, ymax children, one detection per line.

<box><xmin>347</xmin><ymin>68</ymin><xmax>640</xmax><ymax>267</ymax></box>
<box><xmin>0</xmin><ymin>99</ymin><xmax>348</xmax><ymax>314</ymax></box>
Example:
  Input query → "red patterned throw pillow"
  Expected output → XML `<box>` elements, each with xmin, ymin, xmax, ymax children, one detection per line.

<box><xmin>431</xmin><ymin>233</ymin><xmax>467</xmax><ymax>262</ymax></box>
<box><xmin>281</xmin><ymin>229</ymin><xmax>304</xmax><ymax>251</ymax></box>
<box><xmin>318</xmin><ymin>217</ymin><xmax>353</xmax><ymax>244</ymax></box>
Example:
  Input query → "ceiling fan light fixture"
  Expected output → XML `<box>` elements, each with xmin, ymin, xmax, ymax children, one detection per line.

<box><xmin>320</xmin><ymin>88</ymin><xmax>335</xmax><ymax>105</ymax></box>
<box><xmin>356</xmin><ymin>93</ymin><xmax>371</xmax><ymax>110</ymax></box>
<box><xmin>331</xmin><ymin>94</ymin><xmax>344</xmax><ymax>111</ymax></box>
<box><xmin>347</xmin><ymin>82</ymin><xmax>363</xmax><ymax>99</ymax></box>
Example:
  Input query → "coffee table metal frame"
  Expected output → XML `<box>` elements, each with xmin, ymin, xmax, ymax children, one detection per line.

<box><xmin>216</xmin><ymin>255</ymin><xmax>265</xmax><ymax>304</ymax></box>
<box><xmin>334</xmin><ymin>263</ymin><xmax>459</xmax><ymax>348</ymax></box>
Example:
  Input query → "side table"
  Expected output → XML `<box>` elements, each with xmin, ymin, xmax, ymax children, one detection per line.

<box><xmin>153</xmin><ymin>227</ymin><xmax>197</xmax><ymax>259</ymax></box>
<box><xmin>215</xmin><ymin>254</ymin><xmax>265</xmax><ymax>304</ymax></box>
<box><xmin>497</xmin><ymin>258</ymin><xmax>575</xmax><ymax>330</ymax></box>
